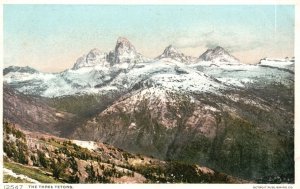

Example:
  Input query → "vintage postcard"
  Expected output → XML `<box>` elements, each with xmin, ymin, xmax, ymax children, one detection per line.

<box><xmin>1</xmin><ymin>1</ymin><xmax>298</xmax><ymax>189</ymax></box>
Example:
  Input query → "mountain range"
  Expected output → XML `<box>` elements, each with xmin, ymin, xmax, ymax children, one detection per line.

<box><xmin>3</xmin><ymin>37</ymin><xmax>295</xmax><ymax>184</ymax></box>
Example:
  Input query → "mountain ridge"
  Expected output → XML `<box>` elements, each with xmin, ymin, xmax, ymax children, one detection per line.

<box><xmin>72</xmin><ymin>37</ymin><xmax>151</xmax><ymax>70</ymax></box>
<box><xmin>3</xmin><ymin>37</ymin><xmax>295</xmax><ymax>183</ymax></box>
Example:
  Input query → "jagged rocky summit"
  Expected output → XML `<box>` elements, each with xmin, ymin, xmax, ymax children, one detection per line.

<box><xmin>72</xmin><ymin>37</ymin><xmax>151</xmax><ymax>70</ymax></box>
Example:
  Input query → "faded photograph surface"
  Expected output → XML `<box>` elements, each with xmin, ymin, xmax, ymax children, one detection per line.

<box><xmin>3</xmin><ymin>5</ymin><xmax>295</xmax><ymax>184</ymax></box>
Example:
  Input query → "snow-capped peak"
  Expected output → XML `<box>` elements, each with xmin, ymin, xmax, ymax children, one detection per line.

<box><xmin>72</xmin><ymin>48</ymin><xmax>109</xmax><ymax>70</ymax></box>
<box><xmin>157</xmin><ymin>45</ymin><xmax>196</xmax><ymax>64</ymax></box>
<box><xmin>108</xmin><ymin>37</ymin><xmax>151</xmax><ymax>64</ymax></box>
<box><xmin>115</xmin><ymin>37</ymin><xmax>136</xmax><ymax>52</ymax></box>
<box><xmin>214</xmin><ymin>46</ymin><xmax>226</xmax><ymax>52</ymax></box>
<box><xmin>163</xmin><ymin>45</ymin><xmax>180</xmax><ymax>55</ymax></box>
<box><xmin>113</xmin><ymin>37</ymin><xmax>138</xmax><ymax>63</ymax></box>
<box><xmin>70</xmin><ymin>37</ymin><xmax>152</xmax><ymax>70</ymax></box>
<box><xmin>198</xmin><ymin>46</ymin><xmax>239</xmax><ymax>63</ymax></box>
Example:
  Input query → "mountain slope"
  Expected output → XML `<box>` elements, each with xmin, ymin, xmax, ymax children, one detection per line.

<box><xmin>3</xmin><ymin>84</ymin><xmax>74</xmax><ymax>135</ymax></box>
<box><xmin>198</xmin><ymin>46</ymin><xmax>239</xmax><ymax>63</ymax></box>
<box><xmin>4</xmin><ymin>121</ymin><xmax>247</xmax><ymax>183</ymax></box>
<box><xmin>72</xmin><ymin>80</ymin><xmax>294</xmax><ymax>182</ymax></box>
<box><xmin>156</xmin><ymin>45</ymin><xmax>196</xmax><ymax>63</ymax></box>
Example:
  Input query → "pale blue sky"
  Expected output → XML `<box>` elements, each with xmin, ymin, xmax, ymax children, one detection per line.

<box><xmin>4</xmin><ymin>5</ymin><xmax>295</xmax><ymax>72</ymax></box>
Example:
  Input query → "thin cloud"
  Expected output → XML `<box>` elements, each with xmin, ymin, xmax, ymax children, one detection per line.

<box><xmin>226</xmin><ymin>41</ymin><xmax>266</xmax><ymax>53</ymax></box>
<box><xmin>205</xmin><ymin>41</ymin><xmax>219</xmax><ymax>49</ymax></box>
<box><xmin>202</xmin><ymin>31</ymin><xmax>215</xmax><ymax>37</ymax></box>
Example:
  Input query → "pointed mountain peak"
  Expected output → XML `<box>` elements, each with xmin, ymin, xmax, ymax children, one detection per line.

<box><xmin>72</xmin><ymin>37</ymin><xmax>150</xmax><ymax>69</ymax></box>
<box><xmin>111</xmin><ymin>37</ymin><xmax>149</xmax><ymax>64</ymax></box>
<box><xmin>88</xmin><ymin>48</ymin><xmax>102</xmax><ymax>55</ymax></box>
<box><xmin>159</xmin><ymin>45</ymin><xmax>181</xmax><ymax>57</ymax></box>
<box><xmin>114</xmin><ymin>37</ymin><xmax>137</xmax><ymax>62</ymax></box>
<box><xmin>163</xmin><ymin>45</ymin><xmax>179</xmax><ymax>55</ymax></box>
<box><xmin>117</xmin><ymin>37</ymin><xmax>130</xmax><ymax>43</ymax></box>
<box><xmin>115</xmin><ymin>37</ymin><xmax>136</xmax><ymax>51</ymax></box>
<box><xmin>214</xmin><ymin>46</ymin><xmax>224</xmax><ymax>51</ymax></box>
<box><xmin>157</xmin><ymin>45</ymin><xmax>196</xmax><ymax>63</ymax></box>
<box><xmin>72</xmin><ymin>48</ymin><xmax>109</xmax><ymax>70</ymax></box>
<box><xmin>199</xmin><ymin>46</ymin><xmax>239</xmax><ymax>63</ymax></box>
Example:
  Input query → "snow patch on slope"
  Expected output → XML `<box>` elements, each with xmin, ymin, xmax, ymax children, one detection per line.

<box><xmin>4</xmin><ymin>168</ymin><xmax>40</xmax><ymax>183</ymax></box>
<box><xmin>258</xmin><ymin>58</ymin><xmax>294</xmax><ymax>70</ymax></box>
<box><xmin>72</xmin><ymin>140</ymin><xmax>98</xmax><ymax>150</ymax></box>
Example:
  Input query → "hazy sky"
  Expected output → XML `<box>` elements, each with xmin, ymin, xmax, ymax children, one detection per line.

<box><xmin>4</xmin><ymin>5</ymin><xmax>295</xmax><ymax>72</ymax></box>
